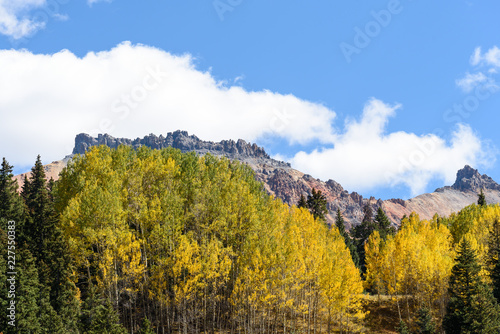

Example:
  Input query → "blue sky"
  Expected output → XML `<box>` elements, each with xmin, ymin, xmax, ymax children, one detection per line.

<box><xmin>0</xmin><ymin>0</ymin><xmax>499</xmax><ymax>200</ymax></box>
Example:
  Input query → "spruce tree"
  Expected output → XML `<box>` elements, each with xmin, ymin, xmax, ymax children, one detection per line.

<box><xmin>488</xmin><ymin>218</ymin><xmax>500</xmax><ymax>301</ymax></box>
<box><xmin>138</xmin><ymin>317</ymin><xmax>155</xmax><ymax>334</ymax></box>
<box><xmin>397</xmin><ymin>320</ymin><xmax>410</xmax><ymax>334</ymax></box>
<box><xmin>297</xmin><ymin>193</ymin><xmax>307</xmax><ymax>209</ymax></box>
<box><xmin>81</xmin><ymin>287</ymin><xmax>127</xmax><ymax>334</ymax></box>
<box><xmin>306</xmin><ymin>188</ymin><xmax>328</xmax><ymax>221</ymax></box>
<box><xmin>374</xmin><ymin>207</ymin><xmax>394</xmax><ymax>240</ymax></box>
<box><xmin>0</xmin><ymin>158</ymin><xmax>25</xmax><ymax>233</ymax></box>
<box><xmin>443</xmin><ymin>237</ymin><xmax>500</xmax><ymax>333</ymax></box>
<box><xmin>22</xmin><ymin>156</ymin><xmax>81</xmax><ymax>332</ymax></box>
<box><xmin>335</xmin><ymin>209</ymin><xmax>359</xmax><ymax>268</ymax></box>
<box><xmin>478</xmin><ymin>188</ymin><xmax>487</xmax><ymax>206</ymax></box>
<box><xmin>353</xmin><ymin>204</ymin><xmax>376</xmax><ymax>273</ymax></box>
<box><xmin>415</xmin><ymin>307</ymin><xmax>435</xmax><ymax>334</ymax></box>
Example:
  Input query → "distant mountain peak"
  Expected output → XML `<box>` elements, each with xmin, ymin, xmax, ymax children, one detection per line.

<box><xmin>72</xmin><ymin>131</ymin><xmax>290</xmax><ymax>168</ymax></box>
<box><xmin>451</xmin><ymin>165</ymin><xmax>500</xmax><ymax>192</ymax></box>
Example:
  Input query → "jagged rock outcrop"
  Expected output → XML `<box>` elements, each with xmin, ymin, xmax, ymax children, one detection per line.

<box><xmin>16</xmin><ymin>132</ymin><xmax>500</xmax><ymax>228</ymax></box>
<box><xmin>73</xmin><ymin>131</ymin><xmax>287</xmax><ymax>167</ymax></box>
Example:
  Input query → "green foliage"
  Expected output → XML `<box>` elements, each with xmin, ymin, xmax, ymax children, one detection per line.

<box><xmin>478</xmin><ymin>188</ymin><xmax>487</xmax><ymax>206</ymax></box>
<box><xmin>443</xmin><ymin>237</ymin><xmax>500</xmax><ymax>333</ymax></box>
<box><xmin>336</xmin><ymin>209</ymin><xmax>359</xmax><ymax>268</ymax></box>
<box><xmin>80</xmin><ymin>287</ymin><xmax>127</xmax><ymax>334</ymax></box>
<box><xmin>488</xmin><ymin>218</ymin><xmax>500</xmax><ymax>301</ymax></box>
<box><xmin>353</xmin><ymin>204</ymin><xmax>376</xmax><ymax>273</ymax></box>
<box><xmin>305</xmin><ymin>188</ymin><xmax>328</xmax><ymax>221</ymax></box>
<box><xmin>415</xmin><ymin>307</ymin><xmax>435</xmax><ymax>334</ymax></box>
<box><xmin>138</xmin><ymin>317</ymin><xmax>155</xmax><ymax>334</ymax></box>
<box><xmin>297</xmin><ymin>193</ymin><xmax>307</xmax><ymax>209</ymax></box>
<box><xmin>374</xmin><ymin>207</ymin><xmax>394</xmax><ymax>240</ymax></box>
<box><xmin>397</xmin><ymin>320</ymin><xmax>410</xmax><ymax>334</ymax></box>
<box><xmin>0</xmin><ymin>158</ymin><xmax>25</xmax><ymax>232</ymax></box>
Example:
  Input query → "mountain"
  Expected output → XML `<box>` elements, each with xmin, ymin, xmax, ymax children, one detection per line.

<box><xmin>15</xmin><ymin>131</ymin><xmax>500</xmax><ymax>228</ymax></box>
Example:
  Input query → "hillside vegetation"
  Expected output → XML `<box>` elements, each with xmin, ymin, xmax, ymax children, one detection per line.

<box><xmin>2</xmin><ymin>145</ymin><xmax>500</xmax><ymax>333</ymax></box>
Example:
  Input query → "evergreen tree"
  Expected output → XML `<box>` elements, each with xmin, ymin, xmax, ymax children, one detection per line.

<box><xmin>469</xmin><ymin>283</ymin><xmax>500</xmax><ymax>333</ymax></box>
<box><xmin>0</xmin><ymin>158</ymin><xmax>25</xmax><ymax>232</ymax></box>
<box><xmin>353</xmin><ymin>204</ymin><xmax>376</xmax><ymax>273</ymax></box>
<box><xmin>335</xmin><ymin>209</ymin><xmax>359</xmax><ymax>268</ymax></box>
<box><xmin>374</xmin><ymin>207</ymin><xmax>394</xmax><ymax>240</ymax></box>
<box><xmin>297</xmin><ymin>193</ymin><xmax>307</xmax><ymax>209</ymax></box>
<box><xmin>306</xmin><ymin>188</ymin><xmax>328</xmax><ymax>221</ymax></box>
<box><xmin>23</xmin><ymin>155</ymin><xmax>81</xmax><ymax>332</ymax></box>
<box><xmin>488</xmin><ymin>218</ymin><xmax>500</xmax><ymax>301</ymax></box>
<box><xmin>415</xmin><ymin>307</ymin><xmax>435</xmax><ymax>334</ymax></box>
<box><xmin>138</xmin><ymin>317</ymin><xmax>155</xmax><ymax>334</ymax></box>
<box><xmin>397</xmin><ymin>320</ymin><xmax>410</xmax><ymax>334</ymax></box>
<box><xmin>443</xmin><ymin>237</ymin><xmax>500</xmax><ymax>333</ymax></box>
<box><xmin>81</xmin><ymin>287</ymin><xmax>127</xmax><ymax>334</ymax></box>
<box><xmin>478</xmin><ymin>188</ymin><xmax>486</xmax><ymax>206</ymax></box>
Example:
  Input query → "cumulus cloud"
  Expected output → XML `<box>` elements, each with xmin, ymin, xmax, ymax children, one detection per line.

<box><xmin>0</xmin><ymin>42</ymin><xmax>335</xmax><ymax>168</ymax></box>
<box><xmin>1</xmin><ymin>43</ymin><xmax>494</xmax><ymax>197</ymax></box>
<box><xmin>0</xmin><ymin>0</ymin><xmax>47</xmax><ymax>39</ymax></box>
<box><xmin>291</xmin><ymin>99</ymin><xmax>495</xmax><ymax>197</ymax></box>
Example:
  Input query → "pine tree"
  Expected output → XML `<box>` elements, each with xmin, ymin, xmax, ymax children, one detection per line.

<box><xmin>306</xmin><ymin>188</ymin><xmax>328</xmax><ymax>221</ymax></box>
<box><xmin>0</xmin><ymin>158</ymin><xmax>25</xmax><ymax>233</ymax></box>
<box><xmin>297</xmin><ymin>193</ymin><xmax>307</xmax><ymax>209</ymax></box>
<box><xmin>478</xmin><ymin>188</ymin><xmax>486</xmax><ymax>206</ymax></box>
<box><xmin>353</xmin><ymin>204</ymin><xmax>376</xmax><ymax>273</ymax></box>
<box><xmin>488</xmin><ymin>218</ymin><xmax>500</xmax><ymax>301</ymax></box>
<box><xmin>415</xmin><ymin>307</ymin><xmax>435</xmax><ymax>334</ymax></box>
<box><xmin>335</xmin><ymin>209</ymin><xmax>359</xmax><ymax>268</ymax></box>
<box><xmin>443</xmin><ymin>237</ymin><xmax>499</xmax><ymax>333</ymax></box>
<box><xmin>397</xmin><ymin>320</ymin><xmax>410</xmax><ymax>334</ymax></box>
<box><xmin>374</xmin><ymin>207</ymin><xmax>394</xmax><ymax>240</ymax></box>
<box><xmin>138</xmin><ymin>317</ymin><xmax>155</xmax><ymax>334</ymax></box>
<box><xmin>80</xmin><ymin>287</ymin><xmax>127</xmax><ymax>334</ymax></box>
<box><xmin>22</xmin><ymin>155</ymin><xmax>81</xmax><ymax>332</ymax></box>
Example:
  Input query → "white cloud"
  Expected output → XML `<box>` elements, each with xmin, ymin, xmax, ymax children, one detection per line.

<box><xmin>456</xmin><ymin>72</ymin><xmax>488</xmax><ymax>93</ymax></box>
<box><xmin>484</xmin><ymin>46</ymin><xmax>500</xmax><ymax>68</ymax></box>
<box><xmin>470</xmin><ymin>47</ymin><xmax>482</xmax><ymax>66</ymax></box>
<box><xmin>87</xmin><ymin>0</ymin><xmax>112</xmax><ymax>5</ymax></box>
<box><xmin>291</xmin><ymin>99</ymin><xmax>494</xmax><ymax>197</ymax></box>
<box><xmin>0</xmin><ymin>0</ymin><xmax>47</xmax><ymax>39</ymax></box>
<box><xmin>0</xmin><ymin>42</ymin><xmax>336</xmax><ymax>168</ymax></box>
<box><xmin>458</xmin><ymin>46</ymin><xmax>500</xmax><ymax>93</ymax></box>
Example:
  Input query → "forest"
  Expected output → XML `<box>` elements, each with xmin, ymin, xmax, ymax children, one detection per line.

<box><xmin>1</xmin><ymin>145</ymin><xmax>500</xmax><ymax>333</ymax></box>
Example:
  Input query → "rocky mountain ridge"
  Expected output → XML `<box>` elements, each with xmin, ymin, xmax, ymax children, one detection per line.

<box><xmin>16</xmin><ymin>132</ymin><xmax>500</xmax><ymax>228</ymax></box>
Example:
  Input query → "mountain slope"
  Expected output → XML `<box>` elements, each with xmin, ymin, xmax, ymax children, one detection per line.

<box><xmin>15</xmin><ymin>132</ymin><xmax>500</xmax><ymax>227</ymax></box>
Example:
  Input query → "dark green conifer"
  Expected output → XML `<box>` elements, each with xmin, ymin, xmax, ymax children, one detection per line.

<box><xmin>443</xmin><ymin>237</ymin><xmax>500</xmax><ymax>333</ymax></box>
<box><xmin>297</xmin><ymin>193</ymin><xmax>307</xmax><ymax>209</ymax></box>
<box><xmin>478</xmin><ymin>188</ymin><xmax>487</xmax><ymax>206</ymax></box>
<box><xmin>138</xmin><ymin>317</ymin><xmax>155</xmax><ymax>334</ymax></box>
<box><xmin>335</xmin><ymin>209</ymin><xmax>359</xmax><ymax>268</ymax></box>
<box><xmin>415</xmin><ymin>307</ymin><xmax>435</xmax><ymax>334</ymax></box>
<box><xmin>488</xmin><ymin>218</ymin><xmax>500</xmax><ymax>301</ymax></box>
<box><xmin>374</xmin><ymin>207</ymin><xmax>394</xmax><ymax>240</ymax></box>
<box><xmin>81</xmin><ymin>287</ymin><xmax>127</xmax><ymax>334</ymax></box>
<box><xmin>306</xmin><ymin>188</ymin><xmax>328</xmax><ymax>221</ymax></box>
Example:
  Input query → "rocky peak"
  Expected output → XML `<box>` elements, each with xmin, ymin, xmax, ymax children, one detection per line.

<box><xmin>451</xmin><ymin>165</ymin><xmax>500</xmax><ymax>192</ymax></box>
<box><xmin>72</xmin><ymin>131</ymin><xmax>290</xmax><ymax>167</ymax></box>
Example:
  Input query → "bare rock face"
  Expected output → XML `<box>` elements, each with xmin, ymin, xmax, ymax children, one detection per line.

<box><xmin>18</xmin><ymin>132</ymin><xmax>500</xmax><ymax>229</ymax></box>
<box><xmin>451</xmin><ymin>165</ymin><xmax>500</xmax><ymax>192</ymax></box>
